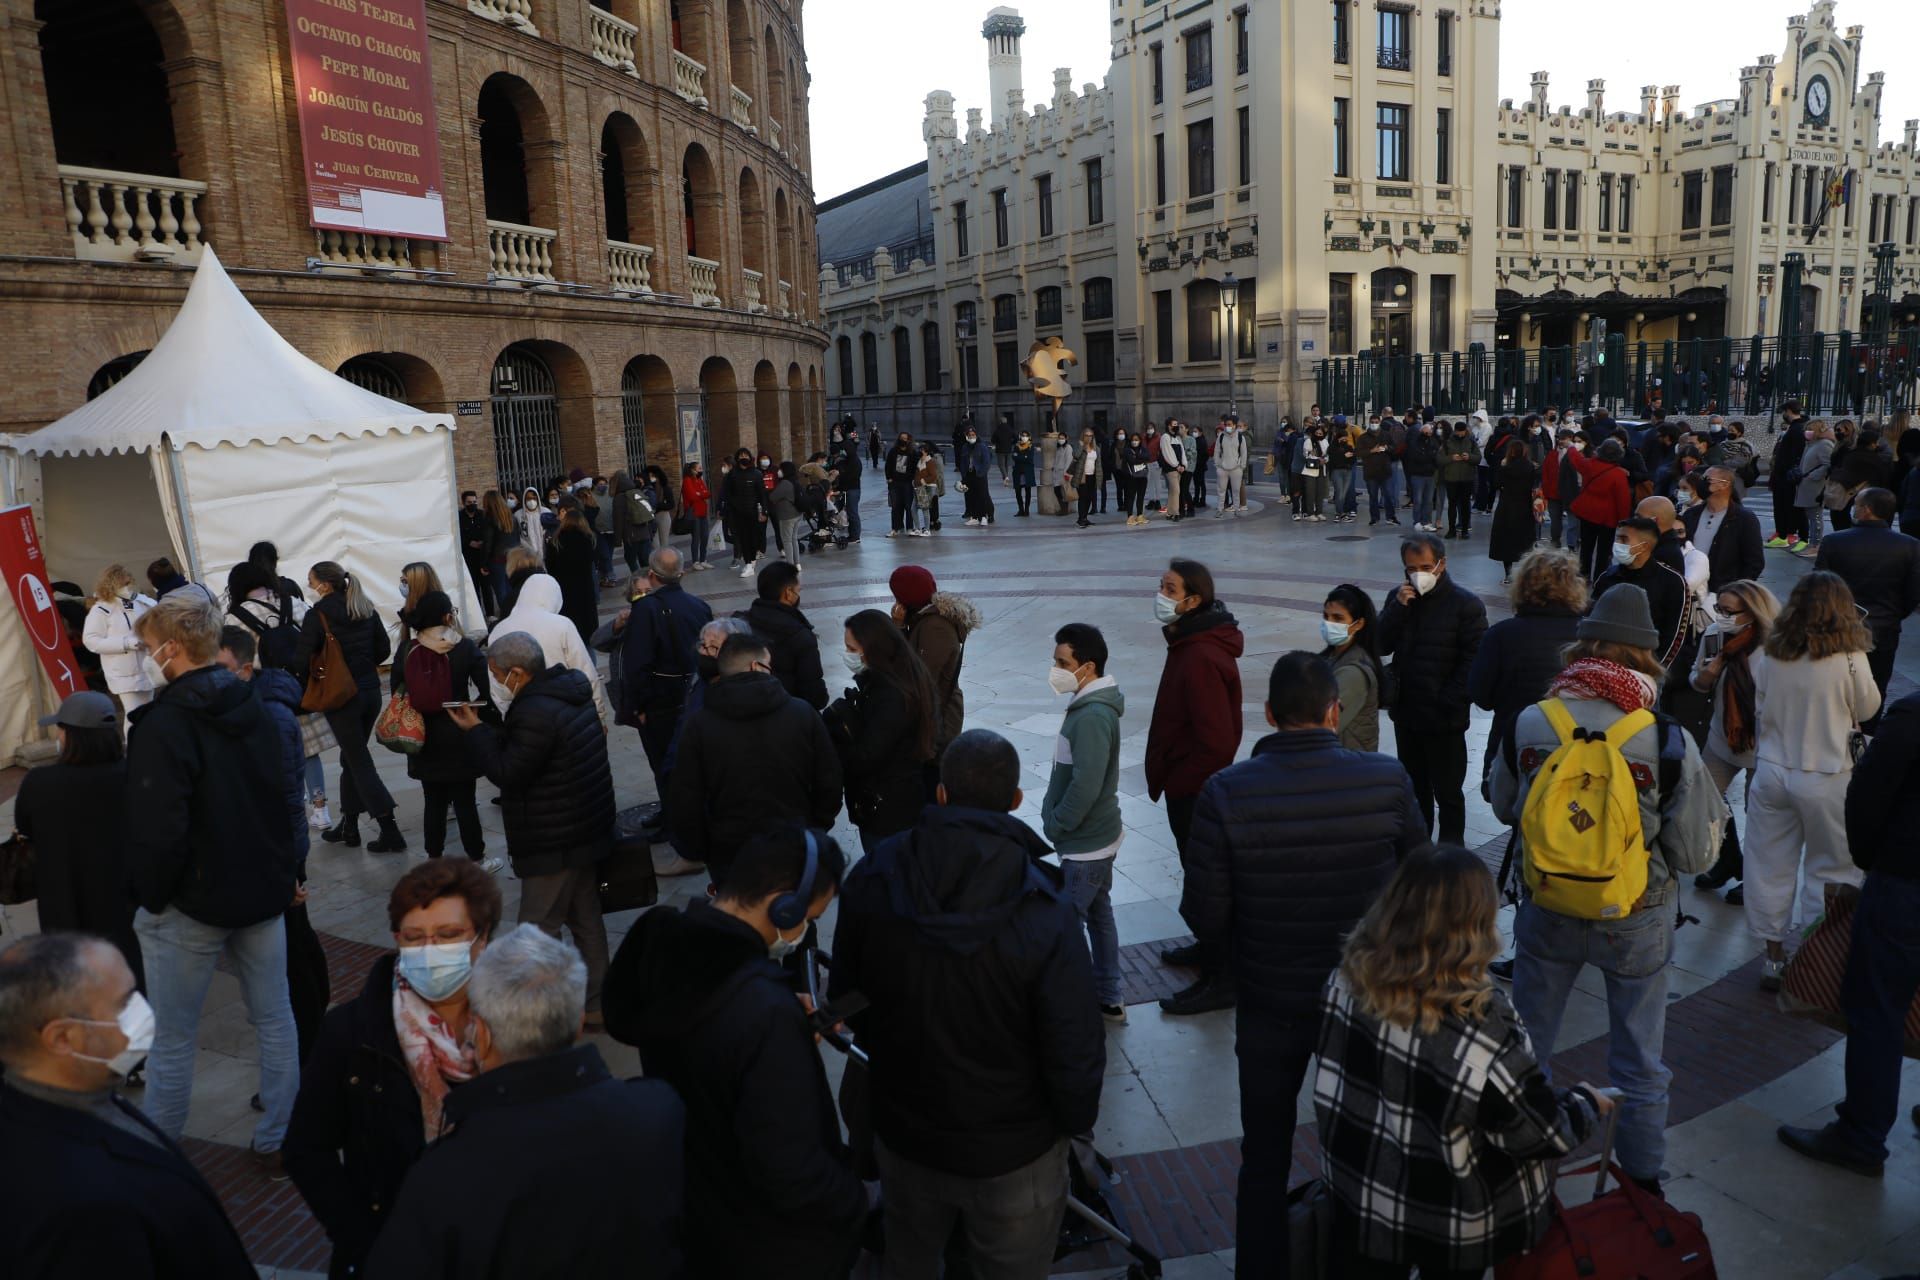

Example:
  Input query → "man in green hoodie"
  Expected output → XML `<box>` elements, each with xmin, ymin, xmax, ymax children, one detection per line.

<box><xmin>1042</xmin><ymin>623</ymin><xmax>1128</xmax><ymax>1024</ymax></box>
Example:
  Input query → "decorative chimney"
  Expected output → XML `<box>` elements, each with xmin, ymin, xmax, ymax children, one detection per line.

<box><xmin>1661</xmin><ymin>85</ymin><xmax>1681</xmax><ymax>122</ymax></box>
<box><xmin>1587</xmin><ymin>79</ymin><xmax>1605</xmax><ymax>116</ymax></box>
<box><xmin>1640</xmin><ymin>84</ymin><xmax>1659</xmax><ymax>123</ymax></box>
<box><xmin>983</xmin><ymin>7</ymin><xmax>1026</xmax><ymax>129</ymax></box>
<box><xmin>923</xmin><ymin>91</ymin><xmax>957</xmax><ymax>144</ymax></box>
<box><xmin>1053</xmin><ymin>67</ymin><xmax>1073</xmax><ymax>110</ymax></box>
<box><xmin>1530</xmin><ymin>70</ymin><xmax>1549</xmax><ymax>115</ymax></box>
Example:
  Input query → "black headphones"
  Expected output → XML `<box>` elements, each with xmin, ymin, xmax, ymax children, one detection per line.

<box><xmin>768</xmin><ymin>829</ymin><xmax>820</xmax><ymax>932</ymax></box>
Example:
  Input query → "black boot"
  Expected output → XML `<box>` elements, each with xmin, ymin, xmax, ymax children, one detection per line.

<box><xmin>321</xmin><ymin>817</ymin><xmax>360</xmax><ymax>848</ymax></box>
<box><xmin>1159</xmin><ymin>973</ymin><xmax>1237</xmax><ymax>1016</ymax></box>
<box><xmin>367</xmin><ymin>815</ymin><xmax>407</xmax><ymax>854</ymax></box>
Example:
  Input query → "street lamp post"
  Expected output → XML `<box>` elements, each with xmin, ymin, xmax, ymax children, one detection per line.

<box><xmin>955</xmin><ymin>315</ymin><xmax>975</xmax><ymax>423</ymax></box>
<box><xmin>1221</xmin><ymin>272</ymin><xmax>1241</xmax><ymax>419</ymax></box>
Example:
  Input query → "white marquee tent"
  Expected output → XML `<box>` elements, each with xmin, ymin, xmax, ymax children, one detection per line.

<box><xmin>0</xmin><ymin>248</ymin><xmax>482</xmax><ymax>763</ymax></box>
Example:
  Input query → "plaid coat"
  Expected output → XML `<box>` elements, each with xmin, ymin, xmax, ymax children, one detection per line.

<box><xmin>1313</xmin><ymin>972</ymin><xmax>1599</xmax><ymax>1271</ymax></box>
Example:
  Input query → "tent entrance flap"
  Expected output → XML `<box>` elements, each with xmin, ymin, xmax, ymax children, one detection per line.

<box><xmin>40</xmin><ymin>450</ymin><xmax>182</xmax><ymax>590</ymax></box>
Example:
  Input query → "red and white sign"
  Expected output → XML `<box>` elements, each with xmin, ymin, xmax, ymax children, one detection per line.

<box><xmin>286</xmin><ymin>0</ymin><xmax>448</xmax><ymax>240</ymax></box>
<box><xmin>0</xmin><ymin>505</ymin><xmax>84</xmax><ymax>700</ymax></box>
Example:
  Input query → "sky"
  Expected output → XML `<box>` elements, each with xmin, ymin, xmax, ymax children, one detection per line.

<box><xmin>805</xmin><ymin>0</ymin><xmax>1920</xmax><ymax>202</ymax></box>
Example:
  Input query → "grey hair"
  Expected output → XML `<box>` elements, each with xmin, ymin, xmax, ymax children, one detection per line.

<box><xmin>700</xmin><ymin>616</ymin><xmax>752</xmax><ymax>646</ymax></box>
<box><xmin>0</xmin><ymin>933</ymin><xmax>113</xmax><ymax>1059</ymax></box>
<box><xmin>487</xmin><ymin>630</ymin><xmax>546</xmax><ymax>678</ymax></box>
<box><xmin>468</xmin><ymin>924</ymin><xmax>586</xmax><ymax>1063</ymax></box>
<box><xmin>648</xmin><ymin>546</ymin><xmax>684</xmax><ymax>581</ymax></box>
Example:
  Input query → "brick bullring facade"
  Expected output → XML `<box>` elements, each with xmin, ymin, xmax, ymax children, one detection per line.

<box><xmin>0</xmin><ymin>0</ymin><xmax>828</xmax><ymax>493</ymax></box>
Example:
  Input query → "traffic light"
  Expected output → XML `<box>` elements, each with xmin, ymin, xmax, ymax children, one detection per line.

<box><xmin>1592</xmin><ymin>317</ymin><xmax>1608</xmax><ymax>366</ymax></box>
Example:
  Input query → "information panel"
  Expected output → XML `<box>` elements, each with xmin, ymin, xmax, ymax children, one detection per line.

<box><xmin>285</xmin><ymin>0</ymin><xmax>448</xmax><ymax>240</ymax></box>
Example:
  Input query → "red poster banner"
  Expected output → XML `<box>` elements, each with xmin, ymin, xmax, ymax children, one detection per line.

<box><xmin>0</xmin><ymin>505</ymin><xmax>84</xmax><ymax>702</ymax></box>
<box><xmin>285</xmin><ymin>0</ymin><xmax>448</xmax><ymax>240</ymax></box>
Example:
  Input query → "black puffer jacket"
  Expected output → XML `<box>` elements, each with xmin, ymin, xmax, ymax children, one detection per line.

<box><xmin>1468</xmin><ymin>607</ymin><xmax>1581</xmax><ymax>776</ymax></box>
<box><xmin>1378</xmin><ymin>573</ymin><xmax>1488</xmax><ymax>731</ymax></box>
<box><xmin>282</xmin><ymin>954</ymin><xmax>427</xmax><ymax>1278</ymax></box>
<box><xmin>462</xmin><ymin>665</ymin><xmax>614</xmax><ymax>877</ymax></box>
<box><xmin>825</xmin><ymin>670</ymin><xmax>931</xmax><ymax>840</ymax></box>
<box><xmin>668</xmin><ymin>672</ymin><xmax>843</xmax><ymax>885</ymax></box>
<box><xmin>125</xmin><ymin>665</ymin><xmax>301</xmax><ymax>928</ymax></box>
<box><xmin>721</xmin><ymin>463</ymin><xmax>766</xmax><ymax>520</ymax></box>
<box><xmin>1182</xmin><ymin>729</ymin><xmax>1424</xmax><ymax>1017</ymax></box>
<box><xmin>297</xmin><ymin>592</ymin><xmax>391</xmax><ymax>693</ymax></box>
<box><xmin>603</xmin><ymin>902</ymin><xmax>868</xmax><ymax>1280</ymax></box>
<box><xmin>830</xmin><ymin>807</ymin><xmax>1104</xmax><ymax>1179</ymax></box>
<box><xmin>739</xmin><ymin>598</ymin><xmax>829</xmax><ymax>710</ymax></box>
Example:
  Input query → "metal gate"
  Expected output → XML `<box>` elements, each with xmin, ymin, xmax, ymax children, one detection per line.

<box><xmin>491</xmin><ymin>346</ymin><xmax>563</xmax><ymax>497</ymax></box>
<box><xmin>621</xmin><ymin>361</ymin><xmax>651</xmax><ymax>477</ymax></box>
<box><xmin>336</xmin><ymin>355</ymin><xmax>408</xmax><ymax>402</ymax></box>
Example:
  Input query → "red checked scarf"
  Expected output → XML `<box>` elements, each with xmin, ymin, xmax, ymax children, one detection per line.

<box><xmin>1547</xmin><ymin>657</ymin><xmax>1655</xmax><ymax>714</ymax></box>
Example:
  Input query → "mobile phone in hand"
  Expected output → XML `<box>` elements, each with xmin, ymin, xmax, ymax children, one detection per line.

<box><xmin>1703</xmin><ymin>632</ymin><xmax>1723</xmax><ymax>659</ymax></box>
<box><xmin>441</xmin><ymin>701</ymin><xmax>485</xmax><ymax>709</ymax></box>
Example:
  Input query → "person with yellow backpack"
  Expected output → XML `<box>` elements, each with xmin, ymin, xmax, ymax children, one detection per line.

<box><xmin>1489</xmin><ymin>584</ymin><xmax>1726</xmax><ymax>1197</ymax></box>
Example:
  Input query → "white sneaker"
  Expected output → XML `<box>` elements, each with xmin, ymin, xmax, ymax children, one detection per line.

<box><xmin>307</xmin><ymin>797</ymin><xmax>333</xmax><ymax>830</ymax></box>
<box><xmin>964</xmin><ymin>518</ymin><xmax>980</xmax><ymax>526</ymax></box>
<box><xmin>474</xmin><ymin>856</ymin><xmax>506</xmax><ymax>876</ymax></box>
<box><xmin>739</xmin><ymin>562</ymin><xmax>756</xmax><ymax>578</ymax></box>
<box><xmin>886</xmin><ymin>530</ymin><xmax>897</xmax><ymax>538</ymax></box>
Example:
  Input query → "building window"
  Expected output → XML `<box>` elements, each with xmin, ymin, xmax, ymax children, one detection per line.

<box><xmin>1187</xmin><ymin>279</ymin><xmax>1221</xmax><ymax>362</ymax></box>
<box><xmin>1564</xmin><ymin>171</ymin><xmax>1579</xmax><ymax>231</ymax></box>
<box><xmin>1083</xmin><ymin>276</ymin><xmax>1113</xmax><ymax>320</ymax></box>
<box><xmin>1434</xmin><ymin>108</ymin><xmax>1451</xmax><ymax>185</ymax></box>
<box><xmin>953</xmin><ymin>201</ymin><xmax>969</xmax><ymax>257</ymax></box>
<box><xmin>1333</xmin><ymin>98</ymin><xmax>1350</xmax><ymax>177</ymax></box>
<box><xmin>1762</xmin><ymin>162</ymin><xmax>1774</xmax><ymax>223</ymax></box>
<box><xmin>835</xmin><ymin>336</ymin><xmax>854</xmax><ymax>396</ymax></box>
<box><xmin>992</xmin><ymin>293</ymin><xmax>1017</xmax><ymax>332</ymax></box>
<box><xmin>1619</xmin><ymin>175</ymin><xmax>1633</xmax><ymax>233</ymax></box>
<box><xmin>995</xmin><ymin>341</ymin><xmax>1019</xmax><ymax>387</ymax></box>
<box><xmin>1235</xmin><ymin>278</ymin><xmax>1256</xmax><ymax>359</ymax></box>
<box><xmin>1085</xmin><ymin>330</ymin><xmax>1115</xmax><ymax>382</ymax></box>
<box><xmin>1238</xmin><ymin>106</ymin><xmax>1251</xmax><ymax>186</ymax></box>
<box><xmin>1375</xmin><ymin>104</ymin><xmax>1408</xmax><ymax>180</ymax></box>
<box><xmin>1153</xmin><ymin>289</ymin><xmax>1174</xmax><ymax>364</ymax></box>
<box><xmin>1506</xmin><ymin>166</ymin><xmax>1525</xmax><ymax>228</ymax></box>
<box><xmin>1332</xmin><ymin>0</ymin><xmax>1349</xmax><ymax>64</ymax></box>
<box><xmin>955</xmin><ymin>302</ymin><xmax>978</xmax><ymax>389</ymax></box>
<box><xmin>1036</xmin><ymin>173</ymin><xmax>1054</xmax><ymax>237</ymax></box>
<box><xmin>1034</xmin><ymin>286</ymin><xmax>1062</xmax><ymax>328</ymax></box>
<box><xmin>1376</xmin><ymin>4</ymin><xmax>1410</xmax><ymax>71</ymax></box>
<box><xmin>1680</xmin><ymin>170</ymin><xmax>1702</xmax><ymax>230</ymax></box>
<box><xmin>1150</xmin><ymin>42</ymin><xmax>1163</xmax><ymax>105</ymax></box>
<box><xmin>1329</xmin><ymin>273</ymin><xmax>1355</xmax><ymax>355</ymax></box>
<box><xmin>1430</xmin><ymin>274</ymin><xmax>1453</xmax><ymax>349</ymax></box>
<box><xmin>892</xmin><ymin>327</ymin><xmax>913</xmax><ymax>392</ymax></box>
<box><xmin>1188</xmin><ymin>119</ymin><xmax>1215</xmax><ymax>196</ymax></box>
<box><xmin>1435</xmin><ymin>10</ymin><xmax>1452</xmax><ymax>75</ymax></box>
<box><xmin>1908</xmin><ymin>195</ymin><xmax>1918</xmax><ymax>246</ymax></box>
<box><xmin>992</xmin><ymin>188</ymin><xmax>1010</xmax><ymax>247</ymax></box>
<box><xmin>1084</xmin><ymin>157</ymin><xmax>1104</xmax><ymax>225</ymax></box>
<box><xmin>1235</xmin><ymin>9</ymin><xmax>1249</xmax><ymax>75</ymax></box>
<box><xmin>921</xmin><ymin>322</ymin><xmax>942</xmax><ymax>390</ymax></box>
<box><xmin>1543</xmin><ymin>169</ymin><xmax>1559</xmax><ymax>230</ymax></box>
<box><xmin>1710</xmin><ymin>164</ymin><xmax>1733</xmax><ymax>226</ymax></box>
<box><xmin>1598</xmin><ymin>173</ymin><xmax>1613</xmax><ymax>231</ymax></box>
<box><xmin>860</xmin><ymin>333</ymin><xmax>879</xmax><ymax>395</ymax></box>
<box><xmin>1154</xmin><ymin>133</ymin><xmax>1167</xmax><ymax>204</ymax></box>
<box><xmin>1185</xmin><ymin>24</ymin><xmax>1212</xmax><ymax>92</ymax></box>
<box><xmin>1802</xmin><ymin>167</ymin><xmax>1819</xmax><ymax>227</ymax></box>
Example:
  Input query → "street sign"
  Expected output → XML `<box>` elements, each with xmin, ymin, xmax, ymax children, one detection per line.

<box><xmin>0</xmin><ymin>504</ymin><xmax>84</xmax><ymax>701</ymax></box>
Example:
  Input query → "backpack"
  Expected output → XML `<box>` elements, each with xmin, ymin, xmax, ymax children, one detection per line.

<box><xmin>230</xmin><ymin>595</ymin><xmax>301</xmax><ymax>673</ymax></box>
<box><xmin>1518</xmin><ymin>699</ymin><xmax>1667</xmax><ymax>921</ymax></box>
<box><xmin>623</xmin><ymin>488</ymin><xmax>655</xmax><ymax>535</ymax></box>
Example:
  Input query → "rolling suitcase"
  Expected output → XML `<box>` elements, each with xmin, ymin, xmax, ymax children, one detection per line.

<box><xmin>1495</xmin><ymin>1095</ymin><xmax>1716</xmax><ymax>1280</ymax></box>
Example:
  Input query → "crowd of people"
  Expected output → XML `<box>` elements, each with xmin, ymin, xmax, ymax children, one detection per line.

<box><xmin>3</xmin><ymin>395</ymin><xmax>1919</xmax><ymax>1280</ymax></box>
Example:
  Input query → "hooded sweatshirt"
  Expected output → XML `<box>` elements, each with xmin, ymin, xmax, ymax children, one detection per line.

<box><xmin>489</xmin><ymin>574</ymin><xmax>611</xmax><ymax>729</ymax></box>
<box><xmin>1145</xmin><ymin>602</ymin><xmax>1246</xmax><ymax>801</ymax></box>
<box><xmin>903</xmin><ymin>591</ymin><xmax>982</xmax><ymax>751</ymax></box>
<box><xmin>829</xmin><ymin>806</ymin><xmax>1105</xmax><ymax>1178</ymax></box>
<box><xmin>601</xmin><ymin>902</ymin><xmax>868</xmax><ymax>1278</ymax></box>
<box><xmin>1041</xmin><ymin>679</ymin><xmax>1125</xmax><ymax>855</ymax></box>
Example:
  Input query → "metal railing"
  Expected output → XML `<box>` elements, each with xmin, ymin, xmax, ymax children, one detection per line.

<box><xmin>1313</xmin><ymin>331</ymin><xmax>1920</xmax><ymax>422</ymax></box>
<box><xmin>1377</xmin><ymin>45</ymin><xmax>1411</xmax><ymax>71</ymax></box>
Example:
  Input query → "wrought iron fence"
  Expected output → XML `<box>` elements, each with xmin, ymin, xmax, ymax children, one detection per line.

<box><xmin>1313</xmin><ymin>331</ymin><xmax>1920</xmax><ymax>423</ymax></box>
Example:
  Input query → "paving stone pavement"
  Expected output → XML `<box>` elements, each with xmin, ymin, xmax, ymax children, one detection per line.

<box><xmin>6</xmin><ymin>474</ymin><xmax>1918</xmax><ymax>1279</ymax></box>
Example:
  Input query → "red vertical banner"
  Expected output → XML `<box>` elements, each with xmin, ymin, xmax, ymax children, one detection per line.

<box><xmin>0</xmin><ymin>505</ymin><xmax>84</xmax><ymax>701</ymax></box>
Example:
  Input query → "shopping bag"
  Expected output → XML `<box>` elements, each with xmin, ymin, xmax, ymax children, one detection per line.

<box><xmin>373</xmin><ymin>692</ymin><xmax>426</xmax><ymax>754</ymax></box>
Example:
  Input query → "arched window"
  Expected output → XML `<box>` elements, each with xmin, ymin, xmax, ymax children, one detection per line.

<box><xmin>491</xmin><ymin>344</ymin><xmax>563</xmax><ymax>496</ymax></box>
<box><xmin>860</xmin><ymin>333</ymin><xmax>880</xmax><ymax>395</ymax></box>
<box><xmin>835</xmin><ymin>336</ymin><xmax>855</xmax><ymax>397</ymax></box>
<box><xmin>479</xmin><ymin>78</ymin><xmax>533</xmax><ymax>225</ymax></box>
<box><xmin>336</xmin><ymin>355</ymin><xmax>407</xmax><ymax>401</ymax></box>
<box><xmin>1034</xmin><ymin>286</ymin><xmax>1063</xmax><ymax>329</ymax></box>
<box><xmin>892</xmin><ymin>326</ymin><xmax>913</xmax><ymax>392</ymax></box>
<box><xmin>86</xmin><ymin>351</ymin><xmax>149</xmax><ymax>400</ymax></box>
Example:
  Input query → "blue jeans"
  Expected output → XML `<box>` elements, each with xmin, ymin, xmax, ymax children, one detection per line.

<box><xmin>1366</xmin><ymin>477</ymin><xmax>1393</xmax><ymax>523</ymax></box>
<box><xmin>842</xmin><ymin>485</ymin><xmax>862</xmax><ymax>541</ymax></box>
<box><xmin>1062</xmin><ymin>857</ymin><xmax>1120</xmax><ymax>1006</ymax></box>
<box><xmin>689</xmin><ymin>515</ymin><xmax>711</xmax><ymax>564</ymax></box>
<box><xmin>1511</xmin><ymin>898</ymin><xmax>1673</xmax><ymax>1181</ymax></box>
<box><xmin>1409</xmin><ymin>474</ymin><xmax>1435</xmax><ymax>526</ymax></box>
<box><xmin>134</xmin><ymin>906</ymin><xmax>300</xmax><ymax>1151</ymax></box>
<box><xmin>1548</xmin><ymin>498</ymin><xmax>1579</xmax><ymax>549</ymax></box>
<box><xmin>1330</xmin><ymin>467</ymin><xmax>1355</xmax><ymax>516</ymax></box>
<box><xmin>1387</xmin><ymin>459</ymin><xmax>1404</xmax><ymax>508</ymax></box>
<box><xmin>1835</xmin><ymin>872</ymin><xmax>1920</xmax><ymax>1161</ymax></box>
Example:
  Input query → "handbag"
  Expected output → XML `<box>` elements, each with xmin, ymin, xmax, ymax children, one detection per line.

<box><xmin>298</xmin><ymin>711</ymin><xmax>338</xmax><ymax>758</ymax></box>
<box><xmin>1823</xmin><ymin>478</ymin><xmax>1851</xmax><ymax>511</ymax></box>
<box><xmin>598</xmin><ymin>833</ymin><xmax>660</xmax><ymax>913</ymax></box>
<box><xmin>1286</xmin><ymin>1178</ymin><xmax>1334</xmax><ymax>1279</ymax></box>
<box><xmin>300</xmin><ymin>613</ymin><xmax>358</xmax><ymax>713</ymax></box>
<box><xmin>374</xmin><ymin>692</ymin><xmax>427</xmax><ymax>754</ymax></box>
<box><xmin>0</xmin><ymin>833</ymin><xmax>36</xmax><ymax>906</ymax></box>
<box><xmin>671</xmin><ymin>510</ymin><xmax>691</xmax><ymax>535</ymax></box>
<box><xmin>1847</xmin><ymin>654</ymin><xmax>1869</xmax><ymax>766</ymax></box>
<box><xmin>1780</xmin><ymin>881</ymin><xmax>1920</xmax><ymax>1056</ymax></box>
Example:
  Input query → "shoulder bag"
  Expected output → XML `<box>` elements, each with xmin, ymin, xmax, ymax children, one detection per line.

<box><xmin>300</xmin><ymin>612</ymin><xmax>358</xmax><ymax>714</ymax></box>
<box><xmin>0</xmin><ymin>833</ymin><xmax>36</xmax><ymax>905</ymax></box>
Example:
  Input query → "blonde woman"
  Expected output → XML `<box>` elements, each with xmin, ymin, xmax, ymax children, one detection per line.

<box><xmin>1792</xmin><ymin>420</ymin><xmax>1835</xmax><ymax>555</ymax></box>
<box><xmin>297</xmin><ymin>561</ymin><xmax>403</xmax><ymax>853</ymax></box>
<box><xmin>82</xmin><ymin>564</ymin><xmax>156</xmax><ymax>728</ymax></box>
<box><xmin>1688</xmin><ymin>578</ymin><xmax>1781</xmax><ymax>903</ymax></box>
<box><xmin>1315</xmin><ymin>845</ymin><xmax>1609</xmax><ymax>1279</ymax></box>
<box><xmin>1745</xmin><ymin>570</ymin><xmax>1879</xmax><ymax>989</ymax></box>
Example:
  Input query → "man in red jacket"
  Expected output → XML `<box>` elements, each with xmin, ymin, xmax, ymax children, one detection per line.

<box><xmin>1145</xmin><ymin>558</ymin><xmax>1246</xmax><ymax>1015</ymax></box>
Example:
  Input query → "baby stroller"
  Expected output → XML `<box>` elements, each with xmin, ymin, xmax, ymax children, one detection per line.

<box><xmin>805</xmin><ymin>950</ymin><xmax>1162</xmax><ymax>1279</ymax></box>
<box><xmin>807</xmin><ymin>490</ymin><xmax>851</xmax><ymax>552</ymax></box>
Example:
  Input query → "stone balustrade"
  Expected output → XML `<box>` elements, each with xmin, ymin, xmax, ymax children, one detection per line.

<box><xmin>743</xmin><ymin>267</ymin><xmax>765</xmax><ymax>313</ymax></box>
<box><xmin>673</xmin><ymin>49</ymin><xmax>708</xmax><ymax>107</ymax></box>
<box><xmin>687</xmin><ymin>254</ymin><xmax>721</xmax><ymax>306</ymax></box>
<box><xmin>607</xmin><ymin>239</ymin><xmax>655</xmax><ymax>293</ymax></box>
<box><xmin>730</xmin><ymin>85</ymin><xmax>756</xmax><ymax>131</ymax></box>
<box><xmin>313</xmin><ymin>230</ymin><xmax>415</xmax><ymax>270</ymax></box>
<box><xmin>487</xmin><ymin>219</ymin><xmax>557</xmax><ymax>284</ymax></box>
<box><xmin>588</xmin><ymin>6</ymin><xmax>638</xmax><ymax>72</ymax></box>
<box><xmin>468</xmin><ymin>0</ymin><xmax>536</xmax><ymax>33</ymax></box>
<box><xmin>60</xmin><ymin>165</ymin><xmax>207</xmax><ymax>263</ymax></box>
<box><xmin>778</xmin><ymin>278</ymin><xmax>793</xmax><ymax>316</ymax></box>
